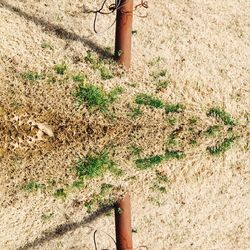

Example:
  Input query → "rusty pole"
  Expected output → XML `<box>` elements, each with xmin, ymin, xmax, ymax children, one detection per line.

<box><xmin>115</xmin><ymin>194</ymin><xmax>133</xmax><ymax>250</ymax></box>
<box><xmin>115</xmin><ymin>0</ymin><xmax>134</xmax><ymax>69</ymax></box>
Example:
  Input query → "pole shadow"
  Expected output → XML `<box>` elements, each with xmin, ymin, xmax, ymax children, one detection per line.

<box><xmin>17</xmin><ymin>205</ymin><xmax>113</xmax><ymax>250</ymax></box>
<box><xmin>0</xmin><ymin>1</ymin><xmax>113</xmax><ymax>59</ymax></box>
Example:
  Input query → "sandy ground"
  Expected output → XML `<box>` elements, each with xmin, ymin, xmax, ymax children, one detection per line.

<box><xmin>0</xmin><ymin>0</ymin><xmax>250</xmax><ymax>249</ymax></box>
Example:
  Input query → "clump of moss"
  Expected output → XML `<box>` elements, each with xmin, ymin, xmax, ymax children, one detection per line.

<box><xmin>207</xmin><ymin>107</ymin><xmax>235</xmax><ymax>126</ymax></box>
<box><xmin>207</xmin><ymin>137</ymin><xmax>236</xmax><ymax>155</ymax></box>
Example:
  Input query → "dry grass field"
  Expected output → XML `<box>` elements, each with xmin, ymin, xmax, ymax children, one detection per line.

<box><xmin>0</xmin><ymin>0</ymin><xmax>250</xmax><ymax>249</ymax></box>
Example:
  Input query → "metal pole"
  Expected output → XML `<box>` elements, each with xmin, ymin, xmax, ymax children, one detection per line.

<box><xmin>115</xmin><ymin>194</ymin><xmax>133</xmax><ymax>250</ymax></box>
<box><xmin>115</xmin><ymin>0</ymin><xmax>133</xmax><ymax>69</ymax></box>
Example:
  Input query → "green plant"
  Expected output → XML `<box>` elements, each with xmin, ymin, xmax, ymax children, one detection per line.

<box><xmin>74</xmin><ymin>84</ymin><xmax>122</xmax><ymax>112</ymax></box>
<box><xmin>130</xmin><ymin>145</ymin><xmax>142</xmax><ymax>156</ymax></box>
<box><xmin>135</xmin><ymin>93</ymin><xmax>164</xmax><ymax>109</ymax></box>
<box><xmin>84</xmin><ymin>199</ymin><xmax>95</xmax><ymax>213</ymax></box>
<box><xmin>151</xmin><ymin>183</ymin><xmax>167</xmax><ymax>193</ymax></box>
<box><xmin>156</xmin><ymin>172</ymin><xmax>169</xmax><ymax>183</ymax></box>
<box><xmin>99</xmin><ymin>66</ymin><xmax>113</xmax><ymax>80</ymax></box>
<box><xmin>189</xmin><ymin>116</ymin><xmax>198</xmax><ymax>125</ymax></box>
<box><xmin>54</xmin><ymin>62</ymin><xmax>67</xmax><ymax>75</ymax></box>
<box><xmin>72</xmin><ymin>179</ymin><xmax>84</xmax><ymax>189</ymax></box>
<box><xmin>189</xmin><ymin>139</ymin><xmax>197</xmax><ymax>145</ymax></box>
<box><xmin>72</xmin><ymin>73</ymin><xmax>85</xmax><ymax>84</ymax></box>
<box><xmin>156</xmin><ymin>80</ymin><xmax>169</xmax><ymax>91</ymax></box>
<box><xmin>207</xmin><ymin>107</ymin><xmax>235</xmax><ymax>126</ymax></box>
<box><xmin>53</xmin><ymin>188</ymin><xmax>67</xmax><ymax>199</ymax></box>
<box><xmin>74</xmin><ymin>152</ymin><xmax>120</xmax><ymax>179</ymax></box>
<box><xmin>205</xmin><ymin>125</ymin><xmax>221</xmax><ymax>137</ymax></box>
<box><xmin>166</xmin><ymin>135</ymin><xmax>178</xmax><ymax>146</ymax></box>
<box><xmin>41</xmin><ymin>41</ymin><xmax>54</xmax><ymax>50</ymax></box>
<box><xmin>135</xmin><ymin>150</ymin><xmax>184</xmax><ymax>169</ymax></box>
<box><xmin>128</xmin><ymin>106</ymin><xmax>142</xmax><ymax>118</ymax></box>
<box><xmin>165</xmin><ymin>104</ymin><xmax>185</xmax><ymax>114</ymax></box>
<box><xmin>22</xmin><ymin>71</ymin><xmax>43</xmax><ymax>81</ymax></box>
<box><xmin>207</xmin><ymin>137</ymin><xmax>236</xmax><ymax>155</ymax></box>
<box><xmin>23</xmin><ymin>181</ymin><xmax>44</xmax><ymax>191</ymax></box>
<box><xmin>100</xmin><ymin>183</ymin><xmax>113</xmax><ymax>196</ymax></box>
<box><xmin>108</xmin><ymin>86</ymin><xmax>124</xmax><ymax>102</ymax></box>
<box><xmin>167</xmin><ymin>117</ymin><xmax>177</xmax><ymax>126</ymax></box>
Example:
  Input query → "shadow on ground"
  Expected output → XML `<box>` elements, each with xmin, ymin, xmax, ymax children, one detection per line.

<box><xmin>17</xmin><ymin>205</ymin><xmax>113</xmax><ymax>250</ymax></box>
<box><xmin>0</xmin><ymin>1</ymin><xmax>113</xmax><ymax>59</ymax></box>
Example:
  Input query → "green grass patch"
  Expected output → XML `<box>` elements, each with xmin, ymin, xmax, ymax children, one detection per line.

<box><xmin>23</xmin><ymin>181</ymin><xmax>44</xmax><ymax>191</ymax></box>
<box><xmin>130</xmin><ymin>145</ymin><xmax>142</xmax><ymax>157</ymax></box>
<box><xmin>136</xmin><ymin>150</ymin><xmax>184</xmax><ymax>169</ymax></box>
<box><xmin>156</xmin><ymin>172</ymin><xmax>170</xmax><ymax>183</ymax></box>
<box><xmin>100</xmin><ymin>183</ymin><xmax>113</xmax><ymax>196</ymax></box>
<box><xmin>74</xmin><ymin>83</ymin><xmax>123</xmax><ymax>112</ymax></box>
<box><xmin>207</xmin><ymin>107</ymin><xmax>235</xmax><ymax>126</ymax></box>
<box><xmin>205</xmin><ymin>125</ymin><xmax>221</xmax><ymax>137</ymax></box>
<box><xmin>54</xmin><ymin>62</ymin><xmax>67</xmax><ymax>75</ymax></box>
<box><xmin>53</xmin><ymin>188</ymin><xmax>67</xmax><ymax>199</ymax></box>
<box><xmin>74</xmin><ymin>152</ymin><xmax>121</xmax><ymax>179</ymax></box>
<box><xmin>135</xmin><ymin>93</ymin><xmax>184</xmax><ymax>114</ymax></box>
<box><xmin>165</xmin><ymin>103</ymin><xmax>185</xmax><ymax>114</ymax></box>
<box><xmin>135</xmin><ymin>93</ymin><xmax>164</xmax><ymax>109</ymax></box>
<box><xmin>22</xmin><ymin>71</ymin><xmax>43</xmax><ymax>81</ymax></box>
<box><xmin>207</xmin><ymin>137</ymin><xmax>236</xmax><ymax>155</ymax></box>
<box><xmin>72</xmin><ymin>73</ymin><xmax>85</xmax><ymax>84</ymax></box>
<box><xmin>128</xmin><ymin>106</ymin><xmax>142</xmax><ymax>118</ymax></box>
<box><xmin>72</xmin><ymin>179</ymin><xmax>84</xmax><ymax>189</ymax></box>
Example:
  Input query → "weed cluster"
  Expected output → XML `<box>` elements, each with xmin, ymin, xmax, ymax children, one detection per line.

<box><xmin>207</xmin><ymin>137</ymin><xmax>236</xmax><ymax>155</ymax></box>
<box><xmin>23</xmin><ymin>181</ymin><xmax>44</xmax><ymax>191</ymax></box>
<box><xmin>135</xmin><ymin>93</ymin><xmax>184</xmax><ymax>114</ymax></box>
<box><xmin>74</xmin><ymin>152</ymin><xmax>122</xmax><ymax>179</ymax></box>
<box><xmin>54</xmin><ymin>62</ymin><xmax>67</xmax><ymax>75</ymax></box>
<box><xmin>22</xmin><ymin>71</ymin><xmax>43</xmax><ymax>82</ymax></box>
<box><xmin>135</xmin><ymin>150</ymin><xmax>185</xmax><ymax>169</ymax></box>
<box><xmin>207</xmin><ymin>107</ymin><xmax>235</xmax><ymax>126</ymax></box>
<box><xmin>74</xmin><ymin>82</ymin><xmax>123</xmax><ymax>112</ymax></box>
